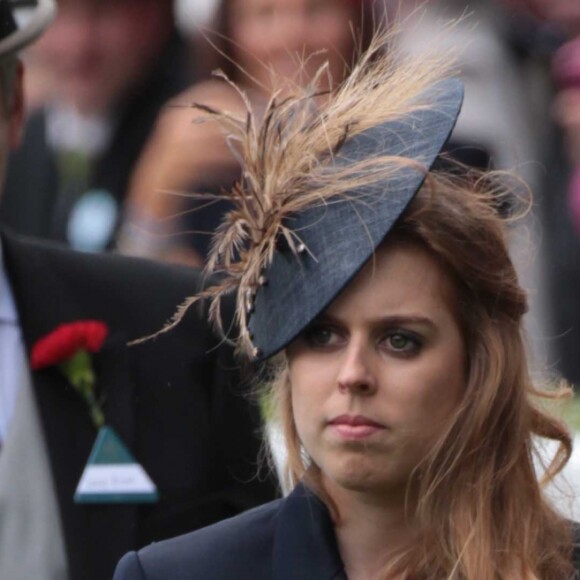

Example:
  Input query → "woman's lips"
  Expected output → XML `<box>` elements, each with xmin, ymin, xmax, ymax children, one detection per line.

<box><xmin>328</xmin><ymin>414</ymin><xmax>386</xmax><ymax>440</ymax></box>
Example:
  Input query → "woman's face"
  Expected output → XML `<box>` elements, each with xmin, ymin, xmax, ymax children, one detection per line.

<box><xmin>229</xmin><ymin>0</ymin><xmax>357</xmax><ymax>92</ymax></box>
<box><xmin>287</xmin><ymin>243</ymin><xmax>467</xmax><ymax>497</ymax></box>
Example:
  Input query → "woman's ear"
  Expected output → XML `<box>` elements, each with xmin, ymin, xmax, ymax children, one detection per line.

<box><xmin>9</xmin><ymin>62</ymin><xmax>24</xmax><ymax>149</ymax></box>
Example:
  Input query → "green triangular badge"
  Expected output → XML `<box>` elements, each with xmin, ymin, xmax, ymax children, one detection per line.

<box><xmin>74</xmin><ymin>426</ymin><xmax>159</xmax><ymax>504</ymax></box>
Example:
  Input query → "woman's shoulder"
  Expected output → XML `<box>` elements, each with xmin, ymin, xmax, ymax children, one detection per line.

<box><xmin>114</xmin><ymin>498</ymin><xmax>285</xmax><ymax>580</ymax></box>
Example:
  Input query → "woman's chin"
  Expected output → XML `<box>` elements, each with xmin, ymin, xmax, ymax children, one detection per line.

<box><xmin>321</xmin><ymin>458</ymin><xmax>406</xmax><ymax>496</ymax></box>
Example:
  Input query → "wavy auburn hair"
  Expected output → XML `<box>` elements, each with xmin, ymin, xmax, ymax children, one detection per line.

<box><xmin>263</xmin><ymin>170</ymin><xmax>575</xmax><ymax>579</ymax></box>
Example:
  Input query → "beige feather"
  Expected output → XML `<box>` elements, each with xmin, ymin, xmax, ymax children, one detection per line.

<box><xmin>161</xmin><ymin>29</ymin><xmax>457</xmax><ymax>357</ymax></box>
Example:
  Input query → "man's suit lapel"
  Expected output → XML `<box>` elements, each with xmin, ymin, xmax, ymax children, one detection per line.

<box><xmin>1</xmin><ymin>230</ymin><xmax>139</xmax><ymax>580</ymax></box>
<box><xmin>273</xmin><ymin>483</ymin><xmax>347</xmax><ymax>580</ymax></box>
<box><xmin>95</xmin><ymin>334</ymin><xmax>136</xmax><ymax>449</ymax></box>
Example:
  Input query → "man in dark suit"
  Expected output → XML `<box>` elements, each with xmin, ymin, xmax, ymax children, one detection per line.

<box><xmin>0</xmin><ymin>3</ymin><xmax>276</xmax><ymax>579</ymax></box>
<box><xmin>0</xmin><ymin>0</ymin><xmax>197</xmax><ymax>252</ymax></box>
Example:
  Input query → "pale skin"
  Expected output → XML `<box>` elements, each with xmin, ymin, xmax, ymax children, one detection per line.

<box><xmin>33</xmin><ymin>0</ymin><xmax>173</xmax><ymax>115</ymax></box>
<box><xmin>287</xmin><ymin>243</ymin><xmax>467</xmax><ymax>579</ymax></box>
<box><xmin>229</xmin><ymin>0</ymin><xmax>357</xmax><ymax>95</ymax></box>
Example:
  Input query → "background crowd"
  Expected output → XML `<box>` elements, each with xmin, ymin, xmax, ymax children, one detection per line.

<box><xmin>1</xmin><ymin>0</ymin><xmax>580</xmax><ymax>567</ymax></box>
<box><xmin>2</xmin><ymin>0</ymin><xmax>579</xmax><ymax>389</ymax></box>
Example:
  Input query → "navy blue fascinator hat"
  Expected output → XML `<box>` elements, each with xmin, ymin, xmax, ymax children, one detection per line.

<box><xmin>170</xmin><ymin>35</ymin><xmax>464</xmax><ymax>361</ymax></box>
<box><xmin>0</xmin><ymin>0</ymin><xmax>55</xmax><ymax>56</ymax></box>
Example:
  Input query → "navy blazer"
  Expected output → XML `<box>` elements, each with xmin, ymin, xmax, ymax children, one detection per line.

<box><xmin>115</xmin><ymin>481</ymin><xmax>580</xmax><ymax>580</ymax></box>
<box><xmin>114</xmin><ymin>483</ymin><xmax>347</xmax><ymax>580</ymax></box>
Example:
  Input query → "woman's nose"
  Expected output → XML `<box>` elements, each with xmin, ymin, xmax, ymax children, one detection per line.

<box><xmin>336</xmin><ymin>341</ymin><xmax>377</xmax><ymax>396</ymax></box>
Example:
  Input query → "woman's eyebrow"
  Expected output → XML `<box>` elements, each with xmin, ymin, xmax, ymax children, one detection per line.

<box><xmin>375</xmin><ymin>315</ymin><xmax>436</xmax><ymax>329</ymax></box>
<box><xmin>317</xmin><ymin>312</ymin><xmax>436</xmax><ymax>330</ymax></box>
<box><xmin>312</xmin><ymin>313</ymin><xmax>339</xmax><ymax>326</ymax></box>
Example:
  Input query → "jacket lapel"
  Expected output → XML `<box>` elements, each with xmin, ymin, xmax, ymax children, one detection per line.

<box><xmin>95</xmin><ymin>333</ymin><xmax>136</xmax><ymax>449</ymax></box>
<box><xmin>273</xmin><ymin>483</ymin><xmax>347</xmax><ymax>580</ymax></box>
<box><xmin>1</xmin><ymin>230</ymin><xmax>138</xmax><ymax>580</ymax></box>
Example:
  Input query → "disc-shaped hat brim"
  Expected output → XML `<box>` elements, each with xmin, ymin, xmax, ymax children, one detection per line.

<box><xmin>248</xmin><ymin>77</ymin><xmax>464</xmax><ymax>361</ymax></box>
<box><xmin>0</xmin><ymin>0</ymin><xmax>55</xmax><ymax>57</ymax></box>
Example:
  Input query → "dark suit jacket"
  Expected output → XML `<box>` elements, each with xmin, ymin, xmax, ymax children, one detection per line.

<box><xmin>1</xmin><ymin>230</ymin><xmax>277</xmax><ymax>580</ymax></box>
<box><xmin>114</xmin><ymin>481</ymin><xmax>580</xmax><ymax>580</ymax></box>
<box><xmin>114</xmin><ymin>483</ymin><xmax>347</xmax><ymax>580</ymax></box>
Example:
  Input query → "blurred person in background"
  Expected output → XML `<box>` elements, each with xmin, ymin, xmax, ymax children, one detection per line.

<box><xmin>553</xmin><ymin>38</ymin><xmax>580</xmax><ymax>236</ymax></box>
<box><xmin>507</xmin><ymin>0</ymin><xmax>580</xmax><ymax>36</ymax></box>
<box><xmin>394</xmin><ymin>0</ymin><xmax>539</xmax><ymax>178</ymax></box>
<box><xmin>391</xmin><ymin>0</ymin><xmax>572</xmax><ymax>382</ymax></box>
<box><xmin>549</xmin><ymin>32</ymin><xmax>580</xmax><ymax>389</ymax></box>
<box><xmin>19</xmin><ymin>44</ymin><xmax>57</xmax><ymax>114</ymax></box>
<box><xmin>0</xmin><ymin>2</ymin><xmax>277</xmax><ymax>579</ymax></box>
<box><xmin>118</xmin><ymin>0</ymin><xmax>378</xmax><ymax>265</ymax></box>
<box><xmin>500</xmin><ymin>0</ymin><xmax>580</xmax><ymax>388</ymax></box>
<box><xmin>0</xmin><ymin>0</ymin><xmax>199</xmax><ymax>253</ymax></box>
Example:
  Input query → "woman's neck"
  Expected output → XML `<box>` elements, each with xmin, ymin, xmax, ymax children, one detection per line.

<box><xmin>324</xmin><ymin>478</ymin><xmax>416</xmax><ymax>580</ymax></box>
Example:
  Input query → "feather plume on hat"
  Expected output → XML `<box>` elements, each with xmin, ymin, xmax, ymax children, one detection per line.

<box><xmin>161</xmin><ymin>31</ymin><xmax>461</xmax><ymax>359</ymax></box>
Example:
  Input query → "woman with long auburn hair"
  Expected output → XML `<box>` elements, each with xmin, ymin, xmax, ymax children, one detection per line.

<box><xmin>115</xmin><ymin>31</ymin><xmax>579</xmax><ymax>580</ymax></box>
<box><xmin>268</xmin><ymin>175</ymin><xmax>577</xmax><ymax>578</ymax></box>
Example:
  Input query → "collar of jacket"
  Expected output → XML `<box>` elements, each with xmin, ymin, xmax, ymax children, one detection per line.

<box><xmin>274</xmin><ymin>483</ymin><xmax>347</xmax><ymax>580</ymax></box>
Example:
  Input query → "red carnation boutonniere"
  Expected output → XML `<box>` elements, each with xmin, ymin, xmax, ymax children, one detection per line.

<box><xmin>31</xmin><ymin>320</ymin><xmax>109</xmax><ymax>429</ymax></box>
<box><xmin>31</xmin><ymin>320</ymin><xmax>159</xmax><ymax>504</ymax></box>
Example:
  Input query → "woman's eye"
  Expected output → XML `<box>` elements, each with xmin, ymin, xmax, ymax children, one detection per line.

<box><xmin>303</xmin><ymin>326</ymin><xmax>340</xmax><ymax>347</ymax></box>
<box><xmin>384</xmin><ymin>332</ymin><xmax>421</xmax><ymax>354</ymax></box>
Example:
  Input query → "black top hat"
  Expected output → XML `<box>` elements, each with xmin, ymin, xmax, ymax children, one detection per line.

<box><xmin>0</xmin><ymin>0</ymin><xmax>55</xmax><ymax>57</ymax></box>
